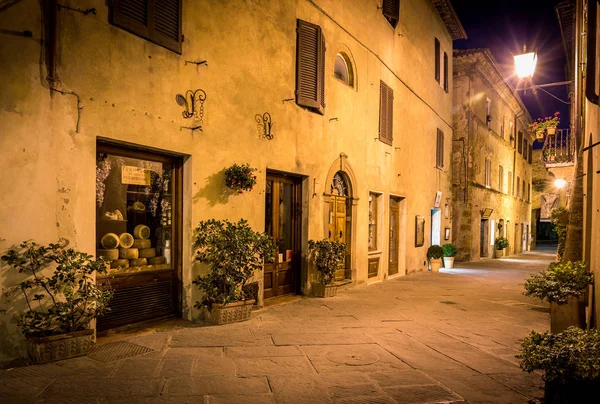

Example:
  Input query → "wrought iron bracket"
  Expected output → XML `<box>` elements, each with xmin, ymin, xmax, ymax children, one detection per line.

<box><xmin>176</xmin><ymin>89</ymin><xmax>206</xmax><ymax>120</ymax></box>
<box><xmin>255</xmin><ymin>112</ymin><xmax>274</xmax><ymax>139</ymax></box>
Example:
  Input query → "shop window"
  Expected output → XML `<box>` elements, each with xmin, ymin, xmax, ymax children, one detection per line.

<box><xmin>110</xmin><ymin>0</ymin><xmax>182</xmax><ymax>54</ymax></box>
<box><xmin>379</xmin><ymin>80</ymin><xmax>394</xmax><ymax>145</ymax></box>
<box><xmin>334</xmin><ymin>53</ymin><xmax>354</xmax><ymax>86</ymax></box>
<box><xmin>296</xmin><ymin>19</ymin><xmax>325</xmax><ymax>114</ymax></box>
<box><xmin>368</xmin><ymin>193</ymin><xmax>379</xmax><ymax>251</ymax></box>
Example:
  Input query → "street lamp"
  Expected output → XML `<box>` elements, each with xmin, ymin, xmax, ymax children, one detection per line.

<box><xmin>554</xmin><ymin>178</ymin><xmax>567</xmax><ymax>188</ymax></box>
<box><xmin>514</xmin><ymin>51</ymin><xmax>537</xmax><ymax>79</ymax></box>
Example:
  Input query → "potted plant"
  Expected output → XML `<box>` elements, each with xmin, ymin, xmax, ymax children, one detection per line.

<box><xmin>307</xmin><ymin>239</ymin><xmax>346</xmax><ymax>297</ymax></box>
<box><xmin>523</xmin><ymin>261</ymin><xmax>591</xmax><ymax>333</ymax></box>
<box><xmin>193</xmin><ymin>219</ymin><xmax>275</xmax><ymax>324</ymax></box>
<box><xmin>528</xmin><ymin>112</ymin><xmax>560</xmax><ymax>139</ymax></box>
<box><xmin>518</xmin><ymin>327</ymin><xmax>600</xmax><ymax>403</ymax></box>
<box><xmin>224</xmin><ymin>163</ymin><xmax>258</xmax><ymax>194</ymax></box>
<box><xmin>1</xmin><ymin>239</ymin><xmax>113</xmax><ymax>363</ymax></box>
<box><xmin>427</xmin><ymin>245</ymin><xmax>444</xmax><ymax>272</ymax></box>
<box><xmin>441</xmin><ymin>243</ymin><xmax>458</xmax><ymax>268</ymax></box>
<box><xmin>494</xmin><ymin>237</ymin><xmax>509</xmax><ymax>257</ymax></box>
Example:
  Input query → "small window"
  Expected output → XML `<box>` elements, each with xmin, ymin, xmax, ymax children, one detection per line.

<box><xmin>110</xmin><ymin>0</ymin><xmax>182</xmax><ymax>54</ymax></box>
<box><xmin>435</xmin><ymin>38</ymin><xmax>441</xmax><ymax>83</ymax></box>
<box><xmin>296</xmin><ymin>19</ymin><xmax>326</xmax><ymax>115</ymax></box>
<box><xmin>516</xmin><ymin>176</ymin><xmax>521</xmax><ymax>198</ymax></box>
<box><xmin>436</xmin><ymin>129</ymin><xmax>444</xmax><ymax>169</ymax></box>
<box><xmin>379</xmin><ymin>81</ymin><xmax>394</xmax><ymax>145</ymax></box>
<box><xmin>382</xmin><ymin>0</ymin><xmax>400</xmax><ymax>29</ymax></box>
<box><xmin>484</xmin><ymin>158</ymin><xmax>492</xmax><ymax>187</ymax></box>
<box><xmin>334</xmin><ymin>53</ymin><xmax>353</xmax><ymax>86</ymax></box>
<box><xmin>499</xmin><ymin>165</ymin><xmax>504</xmax><ymax>193</ymax></box>
<box><xmin>443</xmin><ymin>52</ymin><xmax>449</xmax><ymax>92</ymax></box>
<box><xmin>368</xmin><ymin>193</ymin><xmax>379</xmax><ymax>251</ymax></box>
<box><xmin>486</xmin><ymin>98</ymin><xmax>492</xmax><ymax>128</ymax></box>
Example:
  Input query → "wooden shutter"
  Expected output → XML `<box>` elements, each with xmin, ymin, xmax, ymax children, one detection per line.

<box><xmin>528</xmin><ymin>144</ymin><xmax>533</xmax><ymax>164</ymax></box>
<box><xmin>296</xmin><ymin>19</ymin><xmax>325</xmax><ymax>114</ymax></box>
<box><xmin>518</xmin><ymin>131</ymin><xmax>523</xmax><ymax>154</ymax></box>
<box><xmin>379</xmin><ymin>81</ymin><xmax>393</xmax><ymax>144</ymax></box>
<box><xmin>523</xmin><ymin>139</ymin><xmax>528</xmax><ymax>160</ymax></box>
<box><xmin>382</xmin><ymin>0</ymin><xmax>400</xmax><ymax>28</ymax></box>
<box><xmin>435</xmin><ymin>38</ymin><xmax>440</xmax><ymax>83</ymax></box>
<box><xmin>436</xmin><ymin>129</ymin><xmax>444</xmax><ymax>168</ymax></box>
<box><xmin>443</xmin><ymin>52</ymin><xmax>449</xmax><ymax>92</ymax></box>
<box><xmin>111</xmin><ymin>0</ymin><xmax>182</xmax><ymax>54</ymax></box>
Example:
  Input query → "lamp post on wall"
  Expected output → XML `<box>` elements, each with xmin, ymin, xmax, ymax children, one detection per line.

<box><xmin>513</xmin><ymin>45</ymin><xmax>572</xmax><ymax>95</ymax></box>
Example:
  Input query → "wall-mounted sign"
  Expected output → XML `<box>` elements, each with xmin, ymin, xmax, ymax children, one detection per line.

<box><xmin>434</xmin><ymin>191</ymin><xmax>442</xmax><ymax>208</ymax></box>
<box><xmin>122</xmin><ymin>166</ymin><xmax>151</xmax><ymax>185</ymax></box>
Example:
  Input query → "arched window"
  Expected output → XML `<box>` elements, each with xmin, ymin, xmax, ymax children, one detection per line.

<box><xmin>330</xmin><ymin>172</ymin><xmax>349</xmax><ymax>196</ymax></box>
<box><xmin>334</xmin><ymin>53</ymin><xmax>353</xmax><ymax>86</ymax></box>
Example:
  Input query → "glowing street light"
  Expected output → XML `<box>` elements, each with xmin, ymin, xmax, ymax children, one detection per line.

<box><xmin>554</xmin><ymin>179</ymin><xmax>567</xmax><ymax>188</ymax></box>
<box><xmin>514</xmin><ymin>51</ymin><xmax>538</xmax><ymax>79</ymax></box>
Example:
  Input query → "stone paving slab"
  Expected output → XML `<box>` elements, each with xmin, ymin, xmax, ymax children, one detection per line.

<box><xmin>272</xmin><ymin>332</ymin><xmax>373</xmax><ymax>346</ymax></box>
<box><xmin>162</xmin><ymin>375</ymin><xmax>270</xmax><ymax>396</ymax></box>
<box><xmin>234</xmin><ymin>355</ymin><xmax>316</xmax><ymax>377</ymax></box>
<box><xmin>225</xmin><ymin>345</ymin><xmax>304</xmax><ymax>358</ymax></box>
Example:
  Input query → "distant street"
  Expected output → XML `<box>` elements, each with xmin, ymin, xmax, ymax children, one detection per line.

<box><xmin>0</xmin><ymin>251</ymin><xmax>553</xmax><ymax>404</ymax></box>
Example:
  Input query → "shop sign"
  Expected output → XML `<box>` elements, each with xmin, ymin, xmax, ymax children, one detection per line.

<box><xmin>122</xmin><ymin>166</ymin><xmax>151</xmax><ymax>185</ymax></box>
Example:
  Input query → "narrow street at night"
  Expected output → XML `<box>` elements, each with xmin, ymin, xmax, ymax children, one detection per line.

<box><xmin>1</xmin><ymin>252</ymin><xmax>552</xmax><ymax>403</ymax></box>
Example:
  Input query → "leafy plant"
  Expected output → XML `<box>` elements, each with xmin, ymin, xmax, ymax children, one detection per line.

<box><xmin>523</xmin><ymin>261</ymin><xmax>591</xmax><ymax>305</ymax></box>
<box><xmin>518</xmin><ymin>327</ymin><xmax>600</xmax><ymax>383</ymax></box>
<box><xmin>307</xmin><ymin>240</ymin><xmax>346</xmax><ymax>285</ymax></box>
<box><xmin>224</xmin><ymin>163</ymin><xmax>258</xmax><ymax>194</ymax></box>
<box><xmin>442</xmin><ymin>243</ymin><xmax>458</xmax><ymax>257</ymax></box>
<box><xmin>1</xmin><ymin>240</ymin><xmax>113</xmax><ymax>337</ymax></box>
<box><xmin>426</xmin><ymin>245</ymin><xmax>444</xmax><ymax>260</ymax></box>
<box><xmin>192</xmin><ymin>219</ymin><xmax>275</xmax><ymax>308</ymax></box>
<box><xmin>495</xmin><ymin>237</ymin><xmax>510</xmax><ymax>250</ymax></box>
<box><xmin>528</xmin><ymin>112</ymin><xmax>560</xmax><ymax>138</ymax></box>
<box><xmin>551</xmin><ymin>207</ymin><xmax>569</xmax><ymax>262</ymax></box>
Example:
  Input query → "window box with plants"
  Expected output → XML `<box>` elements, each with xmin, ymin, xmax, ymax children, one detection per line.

<box><xmin>518</xmin><ymin>327</ymin><xmax>600</xmax><ymax>404</ymax></box>
<box><xmin>1</xmin><ymin>240</ymin><xmax>113</xmax><ymax>363</ymax></box>
<box><xmin>528</xmin><ymin>112</ymin><xmax>560</xmax><ymax>140</ymax></box>
<box><xmin>193</xmin><ymin>219</ymin><xmax>275</xmax><ymax>325</ymax></box>
<box><xmin>427</xmin><ymin>245</ymin><xmax>444</xmax><ymax>272</ymax></box>
<box><xmin>308</xmin><ymin>239</ymin><xmax>346</xmax><ymax>297</ymax></box>
<box><xmin>442</xmin><ymin>243</ymin><xmax>457</xmax><ymax>268</ymax></box>
<box><xmin>494</xmin><ymin>237</ymin><xmax>509</xmax><ymax>258</ymax></box>
<box><xmin>523</xmin><ymin>261</ymin><xmax>591</xmax><ymax>333</ymax></box>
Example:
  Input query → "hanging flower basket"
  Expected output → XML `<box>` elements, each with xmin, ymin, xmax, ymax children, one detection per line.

<box><xmin>529</xmin><ymin>112</ymin><xmax>560</xmax><ymax>140</ymax></box>
<box><xmin>224</xmin><ymin>163</ymin><xmax>258</xmax><ymax>194</ymax></box>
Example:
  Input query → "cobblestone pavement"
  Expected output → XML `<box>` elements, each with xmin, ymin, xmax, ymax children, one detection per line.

<box><xmin>0</xmin><ymin>251</ymin><xmax>553</xmax><ymax>403</ymax></box>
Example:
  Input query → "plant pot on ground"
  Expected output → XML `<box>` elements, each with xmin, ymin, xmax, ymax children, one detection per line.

<box><xmin>427</xmin><ymin>245</ymin><xmax>444</xmax><ymax>272</ymax></box>
<box><xmin>1</xmin><ymin>240</ymin><xmax>113</xmax><ymax>363</ymax></box>
<box><xmin>523</xmin><ymin>261</ymin><xmax>591</xmax><ymax>332</ymax></box>
<box><xmin>518</xmin><ymin>327</ymin><xmax>600</xmax><ymax>404</ymax></box>
<box><xmin>442</xmin><ymin>243</ymin><xmax>458</xmax><ymax>268</ymax></box>
<box><xmin>494</xmin><ymin>237</ymin><xmax>509</xmax><ymax>258</ymax></box>
<box><xmin>308</xmin><ymin>239</ymin><xmax>346</xmax><ymax>297</ymax></box>
<box><xmin>192</xmin><ymin>219</ymin><xmax>275</xmax><ymax>325</ymax></box>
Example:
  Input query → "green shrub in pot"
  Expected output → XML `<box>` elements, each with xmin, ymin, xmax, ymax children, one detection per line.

<box><xmin>494</xmin><ymin>237</ymin><xmax>509</xmax><ymax>250</ymax></box>
<box><xmin>307</xmin><ymin>239</ymin><xmax>346</xmax><ymax>286</ymax></box>
<box><xmin>441</xmin><ymin>243</ymin><xmax>458</xmax><ymax>269</ymax></box>
<box><xmin>523</xmin><ymin>261</ymin><xmax>591</xmax><ymax>305</ymax></box>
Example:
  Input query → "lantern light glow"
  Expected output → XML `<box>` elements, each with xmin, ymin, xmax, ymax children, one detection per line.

<box><xmin>555</xmin><ymin>179</ymin><xmax>567</xmax><ymax>189</ymax></box>
<box><xmin>514</xmin><ymin>52</ymin><xmax>538</xmax><ymax>79</ymax></box>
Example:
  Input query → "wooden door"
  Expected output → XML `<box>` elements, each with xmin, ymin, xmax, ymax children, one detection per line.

<box><xmin>388</xmin><ymin>198</ymin><xmax>399</xmax><ymax>275</ymax></box>
<box><xmin>95</xmin><ymin>142</ymin><xmax>182</xmax><ymax>331</ymax></box>
<box><xmin>329</xmin><ymin>196</ymin><xmax>348</xmax><ymax>281</ymax></box>
<box><xmin>480</xmin><ymin>219</ymin><xmax>489</xmax><ymax>257</ymax></box>
<box><xmin>263</xmin><ymin>175</ymin><xmax>301</xmax><ymax>299</ymax></box>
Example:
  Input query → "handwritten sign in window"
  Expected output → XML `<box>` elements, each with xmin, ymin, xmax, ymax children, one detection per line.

<box><xmin>122</xmin><ymin>166</ymin><xmax>150</xmax><ymax>185</ymax></box>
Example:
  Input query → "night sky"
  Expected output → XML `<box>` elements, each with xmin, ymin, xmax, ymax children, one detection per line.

<box><xmin>452</xmin><ymin>0</ymin><xmax>570</xmax><ymax>144</ymax></box>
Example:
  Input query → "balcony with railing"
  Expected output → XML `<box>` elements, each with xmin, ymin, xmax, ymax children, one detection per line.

<box><xmin>541</xmin><ymin>128</ymin><xmax>574</xmax><ymax>166</ymax></box>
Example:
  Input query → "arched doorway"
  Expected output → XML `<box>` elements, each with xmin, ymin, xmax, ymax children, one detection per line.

<box><xmin>328</xmin><ymin>171</ymin><xmax>352</xmax><ymax>280</ymax></box>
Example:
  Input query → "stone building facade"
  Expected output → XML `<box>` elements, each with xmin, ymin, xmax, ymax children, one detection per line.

<box><xmin>451</xmin><ymin>49</ymin><xmax>533</xmax><ymax>262</ymax></box>
<box><xmin>0</xmin><ymin>0</ymin><xmax>465</xmax><ymax>360</ymax></box>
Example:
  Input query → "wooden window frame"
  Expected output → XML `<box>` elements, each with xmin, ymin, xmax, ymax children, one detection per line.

<box><xmin>110</xmin><ymin>0</ymin><xmax>183</xmax><ymax>54</ymax></box>
<box><xmin>434</xmin><ymin>38</ymin><xmax>440</xmax><ymax>83</ymax></box>
<box><xmin>379</xmin><ymin>80</ymin><xmax>394</xmax><ymax>145</ymax></box>
<box><xmin>296</xmin><ymin>19</ymin><xmax>326</xmax><ymax>115</ymax></box>
<box><xmin>382</xmin><ymin>0</ymin><xmax>400</xmax><ymax>29</ymax></box>
<box><xmin>436</xmin><ymin>129</ymin><xmax>444</xmax><ymax>169</ymax></box>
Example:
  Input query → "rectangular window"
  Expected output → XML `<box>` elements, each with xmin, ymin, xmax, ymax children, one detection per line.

<box><xmin>508</xmin><ymin>171</ymin><xmax>513</xmax><ymax>195</ymax></box>
<box><xmin>296</xmin><ymin>19</ymin><xmax>326</xmax><ymax>115</ymax></box>
<box><xmin>528</xmin><ymin>144</ymin><xmax>533</xmax><ymax>164</ymax></box>
<box><xmin>518</xmin><ymin>131</ymin><xmax>523</xmax><ymax>154</ymax></box>
<box><xmin>435</xmin><ymin>38</ymin><xmax>440</xmax><ymax>83</ymax></box>
<box><xmin>523</xmin><ymin>180</ymin><xmax>526</xmax><ymax>201</ymax></box>
<box><xmin>516</xmin><ymin>176</ymin><xmax>521</xmax><ymax>198</ymax></box>
<box><xmin>110</xmin><ymin>0</ymin><xmax>182</xmax><ymax>54</ymax></box>
<box><xmin>486</xmin><ymin>98</ymin><xmax>492</xmax><ymax>129</ymax></box>
<box><xmin>443</xmin><ymin>52</ymin><xmax>449</xmax><ymax>92</ymax></box>
<box><xmin>436</xmin><ymin>129</ymin><xmax>444</xmax><ymax>169</ymax></box>
<box><xmin>523</xmin><ymin>139</ymin><xmax>528</xmax><ymax>160</ymax></box>
<box><xmin>484</xmin><ymin>158</ymin><xmax>492</xmax><ymax>187</ymax></box>
<box><xmin>528</xmin><ymin>183</ymin><xmax>531</xmax><ymax>202</ymax></box>
<box><xmin>499</xmin><ymin>165</ymin><xmax>504</xmax><ymax>193</ymax></box>
<box><xmin>368</xmin><ymin>193</ymin><xmax>379</xmax><ymax>251</ymax></box>
<box><xmin>382</xmin><ymin>0</ymin><xmax>400</xmax><ymax>28</ymax></box>
<box><xmin>510</xmin><ymin>121</ymin><xmax>514</xmax><ymax>147</ymax></box>
<box><xmin>379</xmin><ymin>80</ymin><xmax>394</xmax><ymax>144</ymax></box>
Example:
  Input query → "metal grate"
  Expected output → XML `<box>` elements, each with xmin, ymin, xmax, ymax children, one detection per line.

<box><xmin>87</xmin><ymin>341</ymin><xmax>154</xmax><ymax>363</ymax></box>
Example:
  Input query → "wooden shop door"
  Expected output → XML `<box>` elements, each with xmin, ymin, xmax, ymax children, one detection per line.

<box><xmin>388</xmin><ymin>198</ymin><xmax>400</xmax><ymax>276</ymax></box>
<box><xmin>263</xmin><ymin>174</ymin><xmax>302</xmax><ymax>299</ymax></box>
<box><xmin>95</xmin><ymin>142</ymin><xmax>182</xmax><ymax>332</ymax></box>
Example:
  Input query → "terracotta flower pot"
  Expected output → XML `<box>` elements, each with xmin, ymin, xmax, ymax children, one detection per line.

<box><xmin>546</xmin><ymin>127</ymin><xmax>557</xmax><ymax>135</ymax></box>
<box><xmin>26</xmin><ymin>329</ymin><xmax>95</xmax><ymax>364</ymax></box>
<box><xmin>430</xmin><ymin>258</ymin><xmax>442</xmax><ymax>272</ymax></box>
<box><xmin>495</xmin><ymin>249</ymin><xmax>504</xmax><ymax>258</ymax></box>
<box><xmin>550</xmin><ymin>297</ymin><xmax>585</xmax><ymax>333</ymax></box>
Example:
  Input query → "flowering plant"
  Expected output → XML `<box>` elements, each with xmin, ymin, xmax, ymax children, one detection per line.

<box><xmin>224</xmin><ymin>163</ymin><xmax>258</xmax><ymax>194</ymax></box>
<box><xmin>528</xmin><ymin>112</ymin><xmax>560</xmax><ymax>138</ymax></box>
